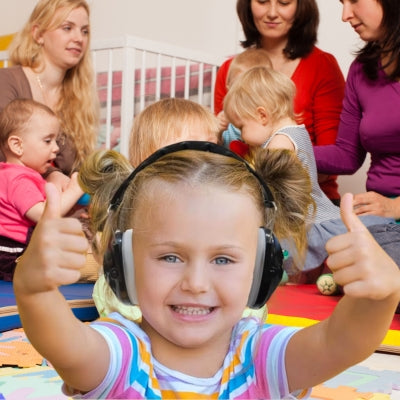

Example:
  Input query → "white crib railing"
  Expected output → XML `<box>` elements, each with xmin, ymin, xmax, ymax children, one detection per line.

<box><xmin>0</xmin><ymin>35</ymin><xmax>224</xmax><ymax>157</ymax></box>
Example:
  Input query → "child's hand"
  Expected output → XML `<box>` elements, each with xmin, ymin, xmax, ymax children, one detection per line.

<box><xmin>325</xmin><ymin>193</ymin><xmax>400</xmax><ymax>300</ymax></box>
<box><xmin>46</xmin><ymin>170</ymin><xmax>71</xmax><ymax>192</ymax></box>
<box><xmin>14</xmin><ymin>183</ymin><xmax>89</xmax><ymax>294</ymax></box>
<box><xmin>217</xmin><ymin>111</ymin><xmax>229</xmax><ymax>133</ymax></box>
<box><xmin>68</xmin><ymin>172</ymin><xmax>84</xmax><ymax>197</ymax></box>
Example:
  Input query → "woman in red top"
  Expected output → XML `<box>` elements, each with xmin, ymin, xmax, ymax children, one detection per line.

<box><xmin>215</xmin><ymin>0</ymin><xmax>345</xmax><ymax>205</ymax></box>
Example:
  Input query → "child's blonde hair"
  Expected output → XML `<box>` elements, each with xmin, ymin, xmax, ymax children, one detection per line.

<box><xmin>0</xmin><ymin>98</ymin><xmax>57</xmax><ymax>153</ymax></box>
<box><xmin>226</xmin><ymin>48</ymin><xmax>272</xmax><ymax>88</ymax></box>
<box><xmin>224</xmin><ymin>66</ymin><xmax>296</xmax><ymax>127</ymax></box>
<box><xmin>9</xmin><ymin>0</ymin><xmax>99</xmax><ymax>171</ymax></box>
<box><xmin>252</xmin><ymin>148</ymin><xmax>315</xmax><ymax>267</ymax></box>
<box><xmin>128</xmin><ymin>98</ymin><xmax>219</xmax><ymax>166</ymax></box>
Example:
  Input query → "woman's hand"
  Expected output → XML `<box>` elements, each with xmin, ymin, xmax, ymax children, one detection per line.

<box><xmin>353</xmin><ymin>191</ymin><xmax>400</xmax><ymax>219</ymax></box>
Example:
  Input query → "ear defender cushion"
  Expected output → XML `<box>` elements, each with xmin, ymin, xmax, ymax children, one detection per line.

<box><xmin>103</xmin><ymin>229</ymin><xmax>137</xmax><ymax>305</ymax></box>
<box><xmin>246</xmin><ymin>227</ymin><xmax>283</xmax><ymax>309</ymax></box>
<box><xmin>121</xmin><ymin>229</ymin><xmax>137</xmax><ymax>305</ymax></box>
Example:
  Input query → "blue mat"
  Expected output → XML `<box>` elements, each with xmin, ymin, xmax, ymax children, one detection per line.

<box><xmin>0</xmin><ymin>281</ymin><xmax>98</xmax><ymax>332</ymax></box>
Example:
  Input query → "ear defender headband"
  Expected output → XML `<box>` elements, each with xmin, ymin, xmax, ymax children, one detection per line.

<box><xmin>103</xmin><ymin>141</ymin><xmax>283</xmax><ymax>309</ymax></box>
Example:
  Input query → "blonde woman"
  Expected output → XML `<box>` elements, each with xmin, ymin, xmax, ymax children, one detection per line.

<box><xmin>0</xmin><ymin>0</ymin><xmax>99</xmax><ymax>190</ymax></box>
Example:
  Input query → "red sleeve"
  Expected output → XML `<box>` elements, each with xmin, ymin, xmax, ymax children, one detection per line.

<box><xmin>292</xmin><ymin>48</ymin><xmax>345</xmax><ymax>200</ymax></box>
<box><xmin>311</xmin><ymin>53</ymin><xmax>345</xmax><ymax>146</ymax></box>
<box><xmin>214</xmin><ymin>58</ymin><xmax>234</xmax><ymax>115</ymax></box>
<box><xmin>293</xmin><ymin>49</ymin><xmax>345</xmax><ymax>147</ymax></box>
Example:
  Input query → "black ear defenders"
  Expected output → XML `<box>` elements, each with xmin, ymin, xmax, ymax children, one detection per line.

<box><xmin>103</xmin><ymin>141</ymin><xmax>283</xmax><ymax>309</ymax></box>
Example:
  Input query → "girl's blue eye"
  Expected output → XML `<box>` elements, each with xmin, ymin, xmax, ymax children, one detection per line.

<box><xmin>163</xmin><ymin>255</ymin><xmax>180</xmax><ymax>263</ymax></box>
<box><xmin>214</xmin><ymin>257</ymin><xmax>231</xmax><ymax>265</ymax></box>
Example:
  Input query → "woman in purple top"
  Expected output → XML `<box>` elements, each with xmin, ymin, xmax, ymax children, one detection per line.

<box><xmin>314</xmin><ymin>0</ymin><xmax>400</xmax><ymax>220</ymax></box>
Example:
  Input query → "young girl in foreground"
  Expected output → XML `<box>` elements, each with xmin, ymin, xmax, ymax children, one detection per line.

<box><xmin>14</xmin><ymin>141</ymin><xmax>400</xmax><ymax>399</ymax></box>
<box><xmin>81</xmin><ymin>98</ymin><xmax>219</xmax><ymax>321</ymax></box>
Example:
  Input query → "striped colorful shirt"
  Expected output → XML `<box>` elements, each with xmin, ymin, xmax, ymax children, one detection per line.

<box><xmin>70</xmin><ymin>313</ymin><xmax>310</xmax><ymax>399</ymax></box>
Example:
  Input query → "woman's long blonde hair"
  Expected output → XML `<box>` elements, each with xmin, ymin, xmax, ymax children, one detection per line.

<box><xmin>9</xmin><ymin>0</ymin><xmax>99</xmax><ymax>171</ymax></box>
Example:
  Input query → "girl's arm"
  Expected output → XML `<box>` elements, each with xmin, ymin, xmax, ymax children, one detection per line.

<box><xmin>25</xmin><ymin>173</ymin><xmax>84</xmax><ymax>222</ymax></box>
<box><xmin>284</xmin><ymin>193</ymin><xmax>400</xmax><ymax>391</ymax></box>
<box><xmin>13</xmin><ymin>183</ymin><xmax>110</xmax><ymax>393</ymax></box>
<box><xmin>45</xmin><ymin>170</ymin><xmax>71</xmax><ymax>192</ymax></box>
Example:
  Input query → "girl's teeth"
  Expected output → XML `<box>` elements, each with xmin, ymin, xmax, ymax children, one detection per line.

<box><xmin>172</xmin><ymin>306</ymin><xmax>212</xmax><ymax>315</ymax></box>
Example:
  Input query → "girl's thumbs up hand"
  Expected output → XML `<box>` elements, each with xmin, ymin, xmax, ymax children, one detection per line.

<box><xmin>14</xmin><ymin>183</ymin><xmax>88</xmax><ymax>294</ymax></box>
<box><xmin>326</xmin><ymin>193</ymin><xmax>400</xmax><ymax>300</ymax></box>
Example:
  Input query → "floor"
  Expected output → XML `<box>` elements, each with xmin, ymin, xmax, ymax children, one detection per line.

<box><xmin>358</xmin><ymin>352</ymin><xmax>400</xmax><ymax>399</ymax></box>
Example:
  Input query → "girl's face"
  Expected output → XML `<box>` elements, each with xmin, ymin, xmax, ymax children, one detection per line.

<box><xmin>17</xmin><ymin>110</ymin><xmax>60</xmax><ymax>174</ymax></box>
<box><xmin>39</xmin><ymin>6</ymin><xmax>90</xmax><ymax>70</ymax></box>
<box><xmin>133</xmin><ymin>181</ymin><xmax>261</xmax><ymax>367</ymax></box>
<box><xmin>229</xmin><ymin>109</ymin><xmax>271</xmax><ymax>147</ymax></box>
<box><xmin>340</xmin><ymin>0</ymin><xmax>384</xmax><ymax>42</ymax></box>
<box><xmin>250</xmin><ymin>0</ymin><xmax>297</xmax><ymax>45</ymax></box>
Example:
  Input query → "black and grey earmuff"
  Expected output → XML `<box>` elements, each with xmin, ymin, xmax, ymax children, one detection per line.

<box><xmin>103</xmin><ymin>141</ymin><xmax>283</xmax><ymax>309</ymax></box>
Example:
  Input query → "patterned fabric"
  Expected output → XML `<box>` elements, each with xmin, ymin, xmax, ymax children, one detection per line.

<box><xmin>263</xmin><ymin>125</ymin><xmax>340</xmax><ymax>224</ymax></box>
<box><xmin>221</xmin><ymin>123</ymin><xmax>242</xmax><ymax>148</ymax></box>
<box><xmin>71</xmin><ymin>313</ymin><xmax>310</xmax><ymax>399</ymax></box>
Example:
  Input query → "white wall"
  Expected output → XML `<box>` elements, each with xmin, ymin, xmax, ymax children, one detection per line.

<box><xmin>1</xmin><ymin>0</ymin><xmax>359</xmax><ymax>70</ymax></box>
<box><xmin>0</xmin><ymin>0</ymin><xmax>368</xmax><ymax>194</ymax></box>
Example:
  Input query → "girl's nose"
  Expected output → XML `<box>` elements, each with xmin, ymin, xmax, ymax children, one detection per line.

<box><xmin>180</xmin><ymin>261</ymin><xmax>210</xmax><ymax>294</ymax></box>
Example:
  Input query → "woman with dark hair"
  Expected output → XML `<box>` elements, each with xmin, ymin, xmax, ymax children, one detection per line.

<box><xmin>215</xmin><ymin>0</ymin><xmax>345</xmax><ymax>205</ymax></box>
<box><xmin>314</xmin><ymin>0</ymin><xmax>400</xmax><ymax>220</ymax></box>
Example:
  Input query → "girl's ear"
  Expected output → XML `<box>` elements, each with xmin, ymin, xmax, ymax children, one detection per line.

<box><xmin>256</xmin><ymin>106</ymin><xmax>269</xmax><ymax>126</ymax></box>
<box><xmin>8</xmin><ymin>135</ymin><xmax>24</xmax><ymax>156</ymax></box>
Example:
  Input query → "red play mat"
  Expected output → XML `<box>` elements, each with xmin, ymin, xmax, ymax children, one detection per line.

<box><xmin>267</xmin><ymin>284</ymin><xmax>400</xmax><ymax>332</ymax></box>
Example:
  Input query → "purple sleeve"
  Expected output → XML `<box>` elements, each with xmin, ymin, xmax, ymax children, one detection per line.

<box><xmin>314</xmin><ymin>60</ymin><xmax>367</xmax><ymax>175</ymax></box>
